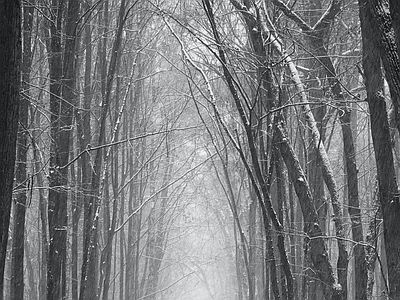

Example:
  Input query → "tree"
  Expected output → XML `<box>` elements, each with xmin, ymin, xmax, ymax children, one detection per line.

<box><xmin>359</xmin><ymin>0</ymin><xmax>400</xmax><ymax>298</ymax></box>
<box><xmin>198</xmin><ymin>1</ymin><xmax>349</xmax><ymax>298</ymax></box>
<box><xmin>4</xmin><ymin>1</ymin><xmax>400</xmax><ymax>299</ymax></box>
<box><xmin>10</xmin><ymin>1</ymin><xmax>34</xmax><ymax>299</ymax></box>
<box><xmin>389</xmin><ymin>0</ymin><xmax>400</xmax><ymax>57</ymax></box>
<box><xmin>46</xmin><ymin>0</ymin><xmax>80</xmax><ymax>299</ymax></box>
<box><xmin>0</xmin><ymin>1</ymin><xmax>21</xmax><ymax>299</ymax></box>
<box><xmin>80</xmin><ymin>1</ymin><xmax>128</xmax><ymax>298</ymax></box>
<box><xmin>271</xmin><ymin>1</ymin><xmax>367</xmax><ymax>298</ymax></box>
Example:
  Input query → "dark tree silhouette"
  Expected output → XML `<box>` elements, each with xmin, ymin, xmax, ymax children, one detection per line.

<box><xmin>0</xmin><ymin>1</ymin><xmax>21</xmax><ymax>299</ymax></box>
<box><xmin>359</xmin><ymin>0</ymin><xmax>400</xmax><ymax>298</ymax></box>
<box><xmin>10</xmin><ymin>1</ymin><xmax>34</xmax><ymax>299</ymax></box>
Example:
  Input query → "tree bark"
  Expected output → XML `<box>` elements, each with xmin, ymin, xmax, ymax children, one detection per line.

<box><xmin>46</xmin><ymin>1</ymin><xmax>66</xmax><ymax>298</ymax></box>
<box><xmin>10</xmin><ymin>1</ymin><xmax>33</xmax><ymax>298</ymax></box>
<box><xmin>359</xmin><ymin>1</ymin><xmax>400</xmax><ymax>298</ymax></box>
<box><xmin>71</xmin><ymin>159</ymin><xmax>81</xmax><ymax>300</ymax></box>
<box><xmin>369</xmin><ymin>0</ymin><xmax>400</xmax><ymax>135</ymax></box>
<box><xmin>31</xmin><ymin>103</ymin><xmax>49</xmax><ymax>300</ymax></box>
<box><xmin>275</xmin><ymin>121</ymin><xmax>343</xmax><ymax>300</ymax></box>
<box><xmin>275</xmin><ymin>149</ymin><xmax>292</xmax><ymax>300</ymax></box>
<box><xmin>25</xmin><ymin>234</ymin><xmax>38</xmax><ymax>300</ymax></box>
<box><xmin>269</xmin><ymin>2</ymin><xmax>355</xmax><ymax>297</ymax></box>
<box><xmin>0</xmin><ymin>1</ymin><xmax>21</xmax><ymax>299</ymax></box>
<box><xmin>248</xmin><ymin>186</ymin><xmax>256</xmax><ymax>300</ymax></box>
<box><xmin>47</xmin><ymin>0</ymin><xmax>79</xmax><ymax>298</ymax></box>
<box><xmin>389</xmin><ymin>0</ymin><xmax>400</xmax><ymax>59</ymax></box>
<box><xmin>80</xmin><ymin>1</ymin><xmax>128</xmax><ymax>299</ymax></box>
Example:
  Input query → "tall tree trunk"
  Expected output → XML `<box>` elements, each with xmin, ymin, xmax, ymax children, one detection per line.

<box><xmin>270</xmin><ymin>2</ymin><xmax>354</xmax><ymax>296</ymax></box>
<box><xmin>389</xmin><ymin>0</ymin><xmax>400</xmax><ymax>58</ymax></box>
<box><xmin>304</xmin><ymin>3</ymin><xmax>328</xmax><ymax>296</ymax></box>
<box><xmin>275</xmin><ymin>121</ymin><xmax>343</xmax><ymax>300</ymax></box>
<box><xmin>32</xmin><ymin>104</ymin><xmax>49</xmax><ymax>300</ymax></box>
<box><xmin>359</xmin><ymin>1</ymin><xmax>400</xmax><ymax>298</ymax></box>
<box><xmin>265</xmin><ymin>216</ymin><xmax>281</xmax><ymax>300</ymax></box>
<box><xmin>74</xmin><ymin>1</ymin><xmax>93</xmax><ymax>299</ymax></box>
<box><xmin>25</xmin><ymin>233</ymin><xmax>38</xmax><ymax>300</ymax></box>
<box><xmin>275</xmin><ymin>149</ymin><xmax>291</xmax><ymax>300</ymax></box>
<box><xmin>10</xmin><ymin>1</ymin><xmax>34</xmax><ymax>298</ymax></box>
<box><xmin>119</xmin><ymin>118</ymin><xmax>127</xmax><ymax>300</ymax></box>
<box><xmin>46</xmin><ymin>2</ymin><xmax>65</xmax><ymax>297</ymax></box>
<box><xmin>67</xmin><ymin>3</ymin><xmax>81</xmax><ymax>300</ymax></box>
<box><xmin>248</xmin><ymin>186</ymin><xmax>256</xmax><ymax>300</ymax></box>
<box><xmin>369</xmin><ymin>0</ymin><xmax>400</xmax><ymax>134</ymax></box>
<box><xmin>71</xmin><ymin>158</ymin><xmax>81</xmax><ymax>300</ymax></box>
<box><xmin>79</xmin><ymin>1</ymin><xmax>128</xmax><ymax>298</ymax></box>
<box><xmin>100</xmin><ymin>72</ymin><xmax>127</xmax><ymax>299</ymax></box>
<box><xmin>0</xmin><ymin>1</ymin><xmax>21</xmax><ymax>299</ymax></box>
<box><xmin>125</xmin><ymin>119</ymin><xmax>137</xmax><ymax>300</ymax></box>
<box><xmin>366</xmin><ymin>202</ymin><xmax>380</xmax><ymax>300</ymax></box>
<box><xmin>47</xmin><ymin>0</ymin><xmax>79</xmax><ymax>298</ymax></box>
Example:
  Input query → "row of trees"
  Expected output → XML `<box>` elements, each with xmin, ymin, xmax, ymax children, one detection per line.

<box><xmin>1</xmin><ymin>0</ymin><xmax>400</xmax><ymax>300</ymax></box>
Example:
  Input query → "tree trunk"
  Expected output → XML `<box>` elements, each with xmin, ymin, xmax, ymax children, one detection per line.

<box><xmin>31</xmin><ymin>102</ymin><xmax>49</xmax><ymax>299</ymax></box>
<box><xmin>369</xmin><ymin>0</ymin><xmax>400</xmax><ymax>134</ymax></box>
<box><xmin>265</xmin><ymin>216</ymin><xmax>281</xmax><ymax>300</ymax></box>
<box><xmin>10</xmin><ymin>1</ymin><xmax>33</xmax><ymax>298</ymax></box>
<box><xmin>389</xmin><ymin>0</ymin><xmax>400</xmax><ymax>59</ymax></box>
<box><xmin>366</xmin><ymin>203</ymin><xmax>380</xmax><ymax>299</ymax></box>
<box><xmin>80</xmin><ymin>2</ymin><xmax>127</xmax><ymax>298</ymax></box>
<box><xmin>275</xmin><ymin>121</ymin><xmax>343</xmax><ymax>300</ymax></box>
<box><xmin>47</xmin><ymin>0</ymin><xmax>79</xmax><ymax>298</ymax></box>
<box><xmin>0</xmin><ymin>1</ymin><xmax>21</xmax><ymax>299</ymax></box>
<box><xmin>119</xmin><ymin>120</ymin><xmax>126</xmax><ymax>300</ymax></box>
<box><xmin>248</xmin><ymin>186</ymin><xmax>256</xmax><ymax>300</ymax></box>
<box><xmin>71</xmin><ymin>159</ymin><xmax>81</xmax><ymax>300</ymax></box>
<box><xmin>46</xmin><ymin>2</ymin><xmax>65</xmax><ymax>297</ymax></box>
<box><xmin>100</xmin><ymin>74</ymin><xmax>126</xmax><ymax>299</ymax></box>
<box><xmin>74</xmin><ymin>1</ymin><xmax>93</xmax><ymax>300</ymax></box>
<box><xmin>269</xmin><ymin>2</ymin><xmax>353</xmax><ymax>296</ymax></box>
<box><xmin>303</xmin><ymin>6</ymin><xmax>328</xmax><ymax>297</ymax></box>
<box><xmin>359</xmin><ymin>1</ymin><xmax>400</xmax><ymax>298</ymax></box>
<box><xmin>275</xmin><ymin>149</ymin><xmax>292</xmax><ymax>300</ymax></box>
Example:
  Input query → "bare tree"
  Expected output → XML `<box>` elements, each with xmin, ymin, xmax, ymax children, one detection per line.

<box><xmin>10</xmin><ymin>1</ymin><xmax>34</xmax><ymax>299</ymax></box>
<box><xmin>0</xmin><ymin>1</ymin><xmax>21</xmax><ymax>299</ymax></box>
<box><xmin>46</xmin><ymin>0</ymin><xmax>80</xmax><ymax>298</ymax></box>
<box><xmin>359</xmin><ymin>0</ymin><xmax>400</xmax><ymax>298</ymax></box>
